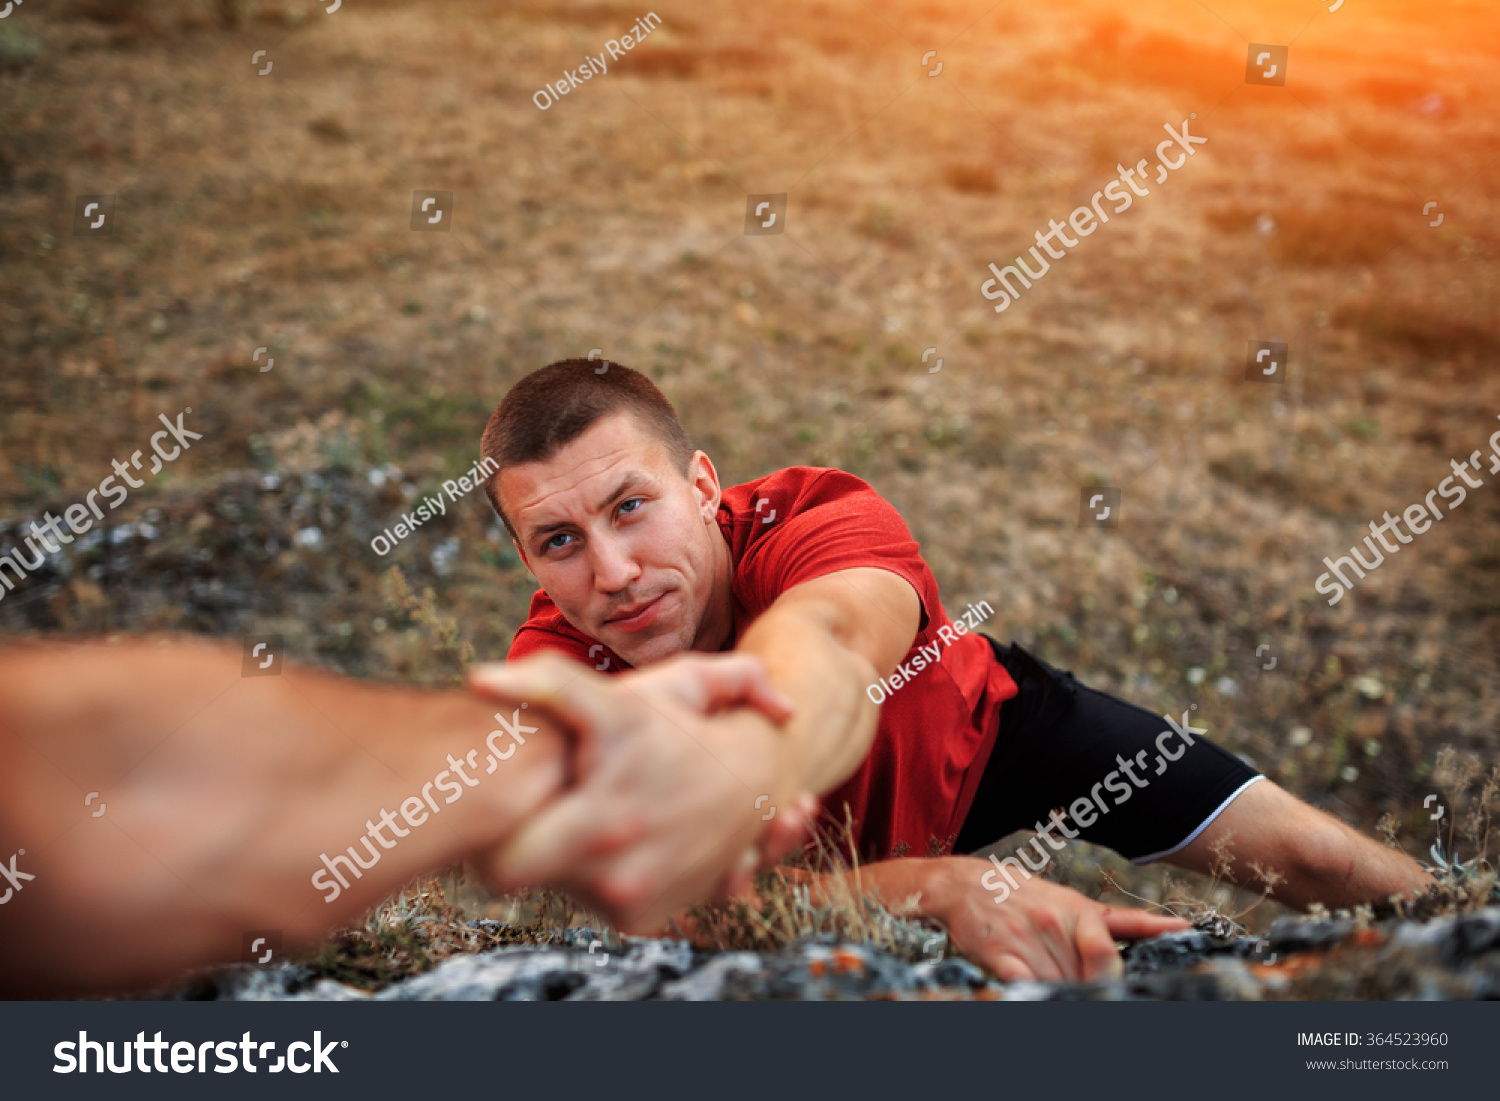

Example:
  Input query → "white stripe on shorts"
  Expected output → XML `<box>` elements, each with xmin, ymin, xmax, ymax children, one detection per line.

<box><xmin>1129</xmin><ymin>774</ymin><xmax>1267</xmax><ymax>865</ymax></box>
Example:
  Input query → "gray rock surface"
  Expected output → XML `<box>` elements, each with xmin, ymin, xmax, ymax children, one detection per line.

<box><xmin>157</xmin><ymin>906</ymin><xmax>1500</xmax><ymax>1001</ymax></box>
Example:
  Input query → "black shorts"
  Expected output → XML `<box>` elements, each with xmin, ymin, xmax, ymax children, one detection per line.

<box><xmin>954</xmin><ymin>637</ymin><xmax>1264</xmax><ymax>863</ymax></box>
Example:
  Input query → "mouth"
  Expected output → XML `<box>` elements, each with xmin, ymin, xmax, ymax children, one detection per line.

<box><xmin>606</xmin><ymin>592</ymin><xmax>668</xmax><ymax>633</ymax></box>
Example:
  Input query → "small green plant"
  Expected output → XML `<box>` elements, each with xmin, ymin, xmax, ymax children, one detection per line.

<box><xmin>0</xmin><ymin>22</ymin><xmax>42</xmax><ymax>70</ymax></box>
<box><xmin>1416</xmin><ymin>747</ymin><xmax>1499</xmax><ymax>908</ymax></box>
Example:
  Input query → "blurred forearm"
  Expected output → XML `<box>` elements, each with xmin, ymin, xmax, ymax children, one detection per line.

<box><xmin>0</xmin><ymin>636</ymin><xmax>566</xmax><ymax>996</ymax></box>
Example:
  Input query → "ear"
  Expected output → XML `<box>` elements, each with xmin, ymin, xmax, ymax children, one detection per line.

<box><xmin>689</xmin><ymin>450</ymin><xmax>722</xmax><ymax>522</ymax></box>
<box><xmin>511</xmin><ymin>538</ymin><xmax>533</xmax><ymax>573</ymax></box>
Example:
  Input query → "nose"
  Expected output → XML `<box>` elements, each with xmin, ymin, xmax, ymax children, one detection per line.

<box><xmin>589</xmin><ymin>531</ymin><xmax>641</xmax><ymax>595</ymax></box>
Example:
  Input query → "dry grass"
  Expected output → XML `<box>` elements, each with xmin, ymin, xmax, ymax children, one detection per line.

<box><xmin>1090</xmin><ymin>829</ymin><xmax>1289</xmax><ymax>941</ymax></box>
<box><xmin>293</xmin><ymin>873</ymin><xmax>590</xmax><ymax>991</ymax></box>
<box><xmin>678</xmin><ymin>809</ymin><xmax>945</xmax><ymax>961</ymax></box>
<box><xmin>381</xmin><ymin>566</ymin><xmax>475</xmax><ymax>685</ymax></box>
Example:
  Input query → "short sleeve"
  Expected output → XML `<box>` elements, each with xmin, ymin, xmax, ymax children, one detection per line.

<box><xmin>735</xmin><ymin>469</ymin><xmax>934</xmax><ymax>632</ymax></box>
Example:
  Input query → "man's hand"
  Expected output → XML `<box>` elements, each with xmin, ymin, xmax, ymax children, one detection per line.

<box><xmin>813</xmin><ymin>856</ymin><xmax>1190</xmax><ymax>983</ymax></box>
<box><xmin>917</xmin><ymin>857</ymin><xmax>1189</xmax><ymax>981</ymax></box>
<box><xmin>467</xmin><ymin>651</ymin><xmax>815</xmax><ymax>931</ymax></box>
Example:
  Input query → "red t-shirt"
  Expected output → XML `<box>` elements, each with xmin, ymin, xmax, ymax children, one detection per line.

<box><xmin>505</xmin><ymin>466</ymin><xmax>1019</xmax><ymax>861</ymax></box>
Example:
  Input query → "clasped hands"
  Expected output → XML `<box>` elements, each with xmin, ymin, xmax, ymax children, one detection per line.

<box><xmin>466</xmin><ymin>651</ymin><xmax>818</xmax><ymax>932</ymax></box>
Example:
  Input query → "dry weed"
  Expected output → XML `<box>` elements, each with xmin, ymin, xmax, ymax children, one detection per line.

<box><xmin>678</xmin><ymin>808</ymin><xmax>946</xmax><ymax>961</ymax></box>
<box><xmin>294</xmin><ymin>872</ymin><xmax>595</xmax><ymax>991</ymax></box>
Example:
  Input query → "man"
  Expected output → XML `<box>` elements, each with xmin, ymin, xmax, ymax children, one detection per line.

<box><xmin>468</xmin><ymin>357</ymin><xmax>1435</xmax><ymax>983</ymax></box>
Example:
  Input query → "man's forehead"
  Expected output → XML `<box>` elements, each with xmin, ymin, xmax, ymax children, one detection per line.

<box><xmin>500</xmin><ymin>416</ymin><xmax>671</xmax><ymax>528</ymax></box>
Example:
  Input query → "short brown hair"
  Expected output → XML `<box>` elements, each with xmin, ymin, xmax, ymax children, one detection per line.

<box><xmin>480</xmin><ymin>358</ymin><xmax>694</xmax><ymax>540</ymax></box>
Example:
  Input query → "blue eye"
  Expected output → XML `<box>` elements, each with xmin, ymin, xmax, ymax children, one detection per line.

<box><xmin>544</xmin><ymin>533</ymin><xmax>572</xmax><ymax>552</ymax></box>
<box><xmin>620</xmin><ymin>498</ymin><xmax>643</xmax><ymax>515</ymax></box>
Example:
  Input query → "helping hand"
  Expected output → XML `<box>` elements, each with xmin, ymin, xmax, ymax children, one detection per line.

<box><xmin>467</xmin><ymin>651</ymin><xmax>816</xmax><ymax>931</ymax></box>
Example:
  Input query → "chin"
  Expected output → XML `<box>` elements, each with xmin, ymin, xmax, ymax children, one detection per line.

<box><xmin>618</xmin><ymin>630</ymin><xmax>687</xmax><ymax>668</ymax></box>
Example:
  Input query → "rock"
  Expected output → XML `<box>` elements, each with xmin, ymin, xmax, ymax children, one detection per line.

<box><xmin>658</xmin><ymin>953</ymin><xmax>766</xmax><ymax>1001</ymax></box>
<box><xmin>1121</xmin><ymin>929</ymin><xmax>1261</xmax><ymax>973</ymax></box>
<box><xmin>1268</xmin><ymin>915</ymin><xmax>1356</xmax><ymax>954</ymax></box>
<box><xmin>150</xmin><ymin>905</ymin><xmax>1500</xmax><ymax>1001</ymax></box>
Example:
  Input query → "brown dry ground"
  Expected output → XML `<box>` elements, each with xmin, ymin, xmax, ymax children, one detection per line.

<box><xmin>1</xmin><ymin>0</ymin><xmax>1498</xmax><ymax>920</ymax></box>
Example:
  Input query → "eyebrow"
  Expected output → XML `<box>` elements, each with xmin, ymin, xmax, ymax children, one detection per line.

<box><xmin>525</xmin><ymin>472</ymin><xmax>655</xmax><ymax>543</ymax></box>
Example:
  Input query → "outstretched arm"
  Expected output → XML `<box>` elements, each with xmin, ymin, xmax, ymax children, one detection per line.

<box><xmin>467</xmin><ymin>566</ymin><xmax>920</xmax><ymax>928</ymax></box>
<box><xmin>0</xmin><ymin>636</ymin><xmax>567</xmax><ymax>997</ymax></box>
<box><xmin>733</xmin><ymin>566</ymin><xmax>922</xmax><ymax>795</ymax></box>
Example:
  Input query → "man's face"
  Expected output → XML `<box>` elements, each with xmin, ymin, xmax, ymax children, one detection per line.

<box><xmin>495</xmin><ymin>412</ymin><xmax>727</xmax><ymax>667</ymax></box>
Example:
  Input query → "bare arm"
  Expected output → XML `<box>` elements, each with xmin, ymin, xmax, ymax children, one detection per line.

<box><xmin>733</xmin><ymin>566</ymin><xmax>922</xmax><ymax>795</ymax></box>
<box><xmin>1169</xmin><ymin>778</ymin><xmax>1436</xmax><ymax>909</ymax></box>
<box><xmin>460</xmin><ymin>567</ymin><xmax>918</xmax><ymax>929</ymax></box>
<box><xmin>0</xmin><ymin>636</ymin><xmax>567</xmax><ymax>996</ymax></box>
